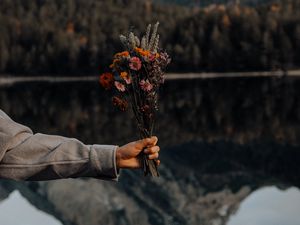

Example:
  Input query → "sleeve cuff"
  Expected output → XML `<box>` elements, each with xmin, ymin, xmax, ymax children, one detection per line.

<box><xmin>89</xmin><ymin>144</ymin><xmax>120</xmax><ymax>181</ymax></box>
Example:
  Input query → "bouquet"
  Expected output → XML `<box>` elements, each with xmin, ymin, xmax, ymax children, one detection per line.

<box><xmin>99</xmin><ymin>22</ymin><xmax>171</xmax><ymax>177</ymax></box>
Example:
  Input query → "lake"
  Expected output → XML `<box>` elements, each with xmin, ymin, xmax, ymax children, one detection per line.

<box><xmin>0</xmin><ymin>76</ymin><xmax>299</xmax><ymax>225</ymax></box>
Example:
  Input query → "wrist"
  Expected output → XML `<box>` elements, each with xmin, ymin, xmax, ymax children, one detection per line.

<box><xmin>116</xmin><ymin>146</ymin><xmax>122</xmax><ymax>169</ymax></box>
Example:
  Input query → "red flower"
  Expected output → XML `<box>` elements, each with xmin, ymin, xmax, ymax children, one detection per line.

<box><xmin>112</xmin><ymin>96</ymin><xmax>128</xmax><ymax>111</ymax></box>
<box><xmin>99</xmin><ymin>72</ymin><xmax>114</xmax><ymax>90</ymax></box>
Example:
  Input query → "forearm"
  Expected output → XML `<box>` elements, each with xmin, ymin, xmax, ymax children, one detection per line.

<box><xmin>0</xmin><ymin>133</ymin><xmax>119</xmax><ymax>181</ymax></box>
<box><xmin>0</xmin><ymin>110</ymin><xmax>120</xmax><ymax>181</ymax></box>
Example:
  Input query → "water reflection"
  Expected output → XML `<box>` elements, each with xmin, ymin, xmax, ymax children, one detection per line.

<box><xmin>0</xmin><ymin>190</ymin><xmax>62</xmax><ymax>225</ymax></box>
<box><xmin>228</xmin><ymin>186</ymin><xmax>300</xmax><ymax>225</ymax></box>
<box><xmin>0</xmin><ymin>78</ymin><xmax>300</xmax><ymax>225</ymax></box>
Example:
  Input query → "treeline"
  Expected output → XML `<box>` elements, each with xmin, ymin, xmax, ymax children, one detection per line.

<box><xmin>155</xmin><ymin>0</ymin><xmax>274</xmax><ymax>7</ymax></box>
<box><xmin>168</xmin><ymin>0</ymin><xmax>300</xmax><ymax>71</ymax></box>
<box><xmin>0</xmin><ymin>0</ymin><xmax>299</xmax><ymax>75</ymax></box>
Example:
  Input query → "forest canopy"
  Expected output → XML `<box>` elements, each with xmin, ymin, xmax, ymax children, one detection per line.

<box><xmin>0</xmin><ymin>0</ymin><xmax>299</xmax><ymax>75</ymax></box>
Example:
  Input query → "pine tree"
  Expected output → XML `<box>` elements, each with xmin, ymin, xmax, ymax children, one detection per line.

<box><xmin>0</xmin><ymin>39</ymin><xmax>9</xmax><ymax>72</ymax></box>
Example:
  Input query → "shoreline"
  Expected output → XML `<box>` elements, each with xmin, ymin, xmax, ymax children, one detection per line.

<box><xmin>0</xmin><ymin>70</ymin><xmax>300</xmax><ymax>86</ymax></box>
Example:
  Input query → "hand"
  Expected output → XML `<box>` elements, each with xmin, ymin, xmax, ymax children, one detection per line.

<box><xmin>116</xmin><ymin>136</ymin><xmax>161</xmax><ymax>169</ymax></box>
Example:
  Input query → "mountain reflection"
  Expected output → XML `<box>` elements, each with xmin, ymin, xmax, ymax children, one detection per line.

<box><xmin>0</xmin><ymin>190</ymin><xmax>62</xmax><ymax>225</ymax></box>
<box><xmin>228</xmin><ymin>186</ymin><xmax>300</xmax><ymax>225</ymax></box>
<box><xmin>0</xmin><ymin>78</ymin><xmax>299</xmax><ymax>225</ymax></box>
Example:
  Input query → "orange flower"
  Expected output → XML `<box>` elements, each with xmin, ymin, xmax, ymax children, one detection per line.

<box><xmin>110</xmin><ymin>59</ymin><xmax>120</xmax><ymax>69</ymax></box>
<box><xmin>120</xmin><ymin>71</ymin><xmax>131</xmax><ymax>84</ymax></box>
<box><xmin>114</xmin><ymin>51</ymin><xmax>130</xmax><ymax>58</ymax></box>
<box><xmin>134</xmin><ymin>47</ymin><xmax>150</xmax><ymax>57</ymax></box>
<box><xmin>121</xmin><ymin>51</ymin><xmax>130</xmax><ymax>57</ymax></box>
<box><xmin>99</xmin><ymin>72</ymin><xmax>114</xmax><ymax>89</ymax></box>
<box><xmin>120</xmin><ymin>71</ymin><xmax>128</xmax><ymax>79</ymax></box>
<box><xmin>149</xmin><ymin>52</ymin><xmax>160</xmax><ymax>61</ymax></box>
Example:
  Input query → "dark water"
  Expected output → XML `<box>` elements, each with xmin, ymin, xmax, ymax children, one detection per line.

<box><xmin>0</xmin><ymin>77</ymin><xmax>300</xmax><ymax>225</ymax></box>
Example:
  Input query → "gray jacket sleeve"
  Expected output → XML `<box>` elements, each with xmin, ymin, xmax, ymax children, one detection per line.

<box><xmin>0</xmin><ymin>109</ymin><xmax>120</xmax><ymax>181</ymax></box>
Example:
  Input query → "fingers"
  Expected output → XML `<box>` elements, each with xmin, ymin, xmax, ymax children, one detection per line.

<box><xmin>147</xmin><ymin>152</ymin><xmax>159</xmax><ymax>160</ymax></box>
<box><xmin>144</xmin><ymin>145</ymin><xmax>160</xmax><ymax>154</ymax></box>
<box><xmin>144</xmin><ymin>146</ymin><xmax>160</xmax><ymax>160</ymax></box>
<box><xmin>136</xmin><ymin>136</ymin><xmax>158</xmax><ymax>149</ymax></box>
<box><xmin>135</xmin><ymin>136</ymin><xmax>161</xmax><ymax>166</ymax></box>
<box><xmin>118</xmin><ymin>137</ymin><xmax>161</xmax><ymax>169</ymax></box>
<box><xmin>150</xmin><ymin>136</ymin><xmax>158</xmax><ymax>146</ymax></box>
<box><xmin>155</xmin><ymin>160</ymin><xmax>160</xmax><ymax>166</ymax></box>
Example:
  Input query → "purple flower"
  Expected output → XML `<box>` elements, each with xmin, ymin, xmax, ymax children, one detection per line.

<box><xmin>129</xmin><ymin>57</ymin><xmax>142</xmax><ymax>71</ymax></box>
<box><xmin>114</xmin><ymin>81</ymin><xmax>126</xmax><ymax>92</ymax></box>
<box><xmin>139</xmin><ymin>79</ymin><xmax>153</xmax><ymax>92</ymax></box>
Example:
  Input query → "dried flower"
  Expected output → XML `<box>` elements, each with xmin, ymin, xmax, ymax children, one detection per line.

<box><xmin>129</xmin><ymin>32</ymin><xmax>136</xmax><ymax>49</ymax></box>
<box><xmin>140</xmin><ymin>79</ymin><xmax>153</xmax><ymax>92</ymax></box>
<box><xmin>153</xmin><ymin>34</ymin><xmax>160</xmax><ymax>53</ymax></box>
<box><xmin>135</xmin><ymin>47</ymin><xmax>150</xmax><ymax>57</ymax></box>
<box><xmin>120</xmin><ymin>71</ymin><xmax>132</xmax><ymax>84</ymax></box>
<box><xmin>140</xmin><ymin>104</ymin><xmax>150</xmax><ymax>113</ymax></box>
<box><xmin>148</xmin><ymin>53</ymin><xmax>160</xmax><ymax>61</ymax></box>
<box><xmin>141</xmin><ymin>37</ymin><xmax>146</xmax><ymax>49</ymax></box>
<box><xmin>119</xmin><ymin>35</ymin><xmax>128</xmax><ymax>48</ymax></box>
<box><xmin>114</xmin><ymin>81</ymin><xmax>126</xmax><ymax>92</ymax></box>
<box><xmin>158</xmin><ymin>52</ymin><xmax>171</xmax><ymax>68</ymax></box>
<box><xmin>135</xmin><ymin>36</ymin><xmax>140</xmax><ymax>47</ymax></box>
<box><xmin>99</xmin><ymin>72</ymin><xmax>114</xmax><ymax>89</ymax></box>
<box><xmin>129</xmin><ymin>57</ymin><xmax>142</xmax><ymax>71</ymax></box>
<box><xmin>149</xmin><ymin>22</ymin><xmax>159</xmax><ymax>51</ymax></box>
<box><xmin>112</xmin><ymin>96</ymin><xmax>128</xmax><ymax>111</ymax></box>
<box><xmin>145</xmin><ymin>24</ymin><xmax>151</xmax><ymax>50</ymax></box>
<box><xmin>109</xmin><ymin>59</ymin><xmax>120</xmax><ymax>69</ymax></box>
<box><xmin>114</xmin><ymin>51</ymin><xmax>130</xmax><ymax>58</ymax></box>
<box><xmin>100</xmin><ymin>22</ymin><xmax>171</xmax><ymax>177</ymax></box>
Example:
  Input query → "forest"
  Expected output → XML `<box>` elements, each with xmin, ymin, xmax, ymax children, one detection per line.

<box><xmin>156</xmin><ymin>0</ymin><xmax>274</xmax><ymax>7</ymax></box>
<box><xmin>0</xmin><ymin>0</ymin><xmax>299</xmax><ymax>75</ymax></box>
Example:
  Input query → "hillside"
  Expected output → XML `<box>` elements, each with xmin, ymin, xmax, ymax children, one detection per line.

<box><xmin>154</xmin><ymin>0</ymin><xmax>276</xmax><ymax>6</ymax></box>
<box><xmin>0</xmin><ymin>0</ymin><xmax>299</xmax><ymax>75</ymax></box>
